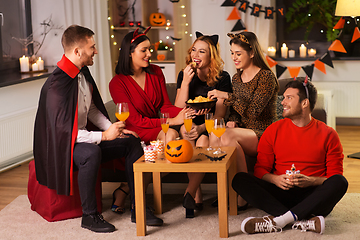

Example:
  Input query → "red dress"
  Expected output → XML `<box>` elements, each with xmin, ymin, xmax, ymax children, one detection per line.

<box><xmin>109</xmin><ymin>64</ymin><xmax>181</xmax><ymax>143</ymax></box>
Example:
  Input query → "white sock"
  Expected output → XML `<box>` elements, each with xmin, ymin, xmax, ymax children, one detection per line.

<box><xmin>273</xmin><ymin>211</ymin><xmax>297</xmax><ymax>228</ymax></box>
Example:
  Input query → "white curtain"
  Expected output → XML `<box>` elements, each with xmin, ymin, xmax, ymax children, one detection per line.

<box><xmin>63</xmin><ymin>0</ymin><xmax>113</xmax><ymax>102</ymax></box>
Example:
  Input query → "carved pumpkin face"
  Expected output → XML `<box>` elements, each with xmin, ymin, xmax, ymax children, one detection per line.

<box><xmin>157</xmin><ymin>54</ymin><xmax>166</xmax><ymax>61</ymax></box>
<box><xmin>149</xmin><ymin>13</ymin><xmax>166</xmax><ymax>26</ymax></box>
<box><xmin>165</xmin><ymin>139</ymin><xmax>193</xmax><ymax>163</ymax></box>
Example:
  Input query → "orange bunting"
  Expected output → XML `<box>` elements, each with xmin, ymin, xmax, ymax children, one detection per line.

<box><xmin>287</xmin><ymin>66</ymin><xmax>301</xmax><ymax>78</ymax></box>
<box><xmin>352</xmin><ymin>27</ymin><xmax>360</xmax><ymax>43</ymax></box>
<box><xmin>314</xmin><ymin>60</ymin><xmax>326</xmax><ymax>74</ymax></box>
<box><xmin>333</xmin><ymin>17</ymin><xmax>345</xmax><ymax>30</ymax></box>
<box><xmin>328</xmin><ymin>40</ymin><xmax>347</xmax><ymax>53</ymax></box>
<box><xmin>227</xmin><ymin>7</ymin><xmax>241</xmax><ymax>20</ymax></box>
<box><xmin>266</xmin><ymin>56</ymin><xmax>277</xmax><ymax>68</ymax></box>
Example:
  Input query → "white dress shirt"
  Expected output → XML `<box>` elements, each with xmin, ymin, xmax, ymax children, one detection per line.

<box><xmin>76</xmin><ymin>72</ymin><xmax>112</xmax><ymax>144</ymax></box>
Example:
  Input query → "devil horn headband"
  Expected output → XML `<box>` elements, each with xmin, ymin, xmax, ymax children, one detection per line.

<box><xmin>195</xmin><ymin>31</ymin><xmax>219</xmax><ymax>49</ymax></box>
<box><xmin>131</xmin><ymin>26</ymin><xmax>151</xmax><ymax>43</ymax></box>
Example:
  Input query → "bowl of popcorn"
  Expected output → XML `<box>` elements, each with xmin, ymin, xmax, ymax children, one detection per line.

<box><xmin>186</xmin><ymin>96</ymin><xmax>217</xmax><ymax>110</ymax></box>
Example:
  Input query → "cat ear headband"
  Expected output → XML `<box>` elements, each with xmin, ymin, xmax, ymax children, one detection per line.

<box><xmin>227</xmin><ymin>33</ymin><xmax>251</xmax><ymax>47</ymax></box>
<box><xmin>195</xmin><ymin>31</ymin><xmax>219</xmax><ymax>50</ymax></box>
<box><xmin>131</xmin><ymin>26</ymin><xmax>151</xmax><ymax>43</ymax></box>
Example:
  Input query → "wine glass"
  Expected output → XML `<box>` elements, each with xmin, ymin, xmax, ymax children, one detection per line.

<box><xmin>160</xmin><ymin>113</ymin><xmax>169</xmax><ymax>144</ymax></box>
<box><xmin>184</xmin><ymin>112</ymin><xmax>193</xmax><ymax>134</ymax></box>
<box><xmin>205</xmin><ymin>113</ymin><xmax>214</xmax><ymax>151</ymax></box>
<box><xmin>212</xmin><ymin>118</ymin><xmax>226</xmax><ymax>155</ymax></box>
<box><xmin>115</xmin><ymin>102</ymin><xmax>129</xmax><ymax>138</ymax></box>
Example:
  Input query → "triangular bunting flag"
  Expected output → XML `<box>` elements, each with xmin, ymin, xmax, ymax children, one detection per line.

<box><xmin>231</xmin><ymin>19</ymin><xmax>246</xmax><ymax>32</ymax></box>
<box><xmin>266</xmin><ymin>56</ymin><xmax>277</xmax><ymax>68</ymax></box>
<box><xmin>319</xmin><ymin>51</ymin><xmax>334</xmax><ymax>68</ymax></box>
<box><xmin>328</xmin><ymin>40</ymin><xmax>347</xmax><ymax>53</ymax></box>
<box><xmin>302</xmin><ymin>64</ymin><xmax>315</xmax><ymax>79</ymax></box>
<box><xmin>227</xmin><ymin>6</ymin><xmax>241</xmax><ymax>20</ymax></box>
<box><xmin>276</xmin><ymin>64</ymin><xmax>287</xmax><ymax>79</ymax></box>
<box><xmin>314</xmin><ymin>59</ymin><xmax>326</xmax><ymax>74</ymax></box>
<box><xmin>333</xmin><ymin>17</ymin><xmax>345</xmax><ymax>30</ymax></box>
<box><xmin>352</xmin><ymin>27</ymin><xmax>360</xmax><ymax>43</ymax></box>
<box><xmin>287</xmin><ymin>66</ymin><xmax>301</xmax><ymax>78</ymax></box>
<box><xmin>221</xmin><ymin>0</ymin><xmax>237</xmax><ymax>7</ymax></box>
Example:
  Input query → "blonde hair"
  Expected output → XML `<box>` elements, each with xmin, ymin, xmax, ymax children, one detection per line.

<box><xmin>185</xmin><ymin>36</ymin><xmax>224</xmax><ymax>87</ymax></box>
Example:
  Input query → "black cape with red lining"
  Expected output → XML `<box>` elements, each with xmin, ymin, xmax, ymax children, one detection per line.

<box><xmin>33</xmin><ymin>55</ymin><xmax>109</xmax><ymax>196</ymax></box>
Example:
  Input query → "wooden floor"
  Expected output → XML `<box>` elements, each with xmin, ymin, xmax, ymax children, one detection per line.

<box><xmin>1</xmin><ymin>125</ymin><xmax>360</xmax><ymax>211</ymax></box>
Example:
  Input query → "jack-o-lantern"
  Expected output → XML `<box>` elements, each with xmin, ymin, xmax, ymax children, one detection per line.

<box><xmin>165</xmin><ymin>139</ymin><xmax>193</xmax><ymax>163</ymax></box>
<box><xmin>157</xmin><ymin>54</ymin><xmax>166</xmax><ymax>61</ymax></box>
<box><xmin>149</xmin><ymin>12</ymin><xmax>166</xmax><ymax>26</ymax></box>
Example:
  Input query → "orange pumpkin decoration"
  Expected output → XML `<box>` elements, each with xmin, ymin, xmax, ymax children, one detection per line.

<box><xmin>149</xmin><ymin>12</ymin><xmax>166</xmax><ymax>26</ymax></box>
<box><xmin>157</xmin><ymin>54</ymin><xmax>166</xmax><ymax>61</ymax></box>
<box><xmin>165</xmin><ymin>139</ymin><xmax>193</xmax><ymax>163</ymax></box>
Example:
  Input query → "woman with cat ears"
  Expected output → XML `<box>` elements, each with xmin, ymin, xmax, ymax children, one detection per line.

<box><xmin>208</xmin><ymin>31</ymin><xmax>279</xmax><ymax>210</ymax></box>
<box><xmin>174</xmin><ymin>31</ymin><xmax>232</xmax><ymax>218</ymax></box>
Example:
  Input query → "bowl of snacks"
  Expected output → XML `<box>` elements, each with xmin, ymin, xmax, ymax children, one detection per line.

<box><xmin>186</xmin><ymin>96</ymin><xmax>217</xmax><ymax>110</ymax></box>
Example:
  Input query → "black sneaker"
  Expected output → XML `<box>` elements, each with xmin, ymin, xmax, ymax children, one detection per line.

<box><xmin>131</xmin><ymin>207</ymin><xmax>164</xmax><ymax>226</ymax></box>
<box><xmin>81</xmin><ymin>213</ymin><xmax>116</xmax><ymax>233</ymax></box>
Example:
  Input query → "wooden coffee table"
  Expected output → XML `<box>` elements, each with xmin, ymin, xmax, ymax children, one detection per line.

<box><xmin>133</xmin><ymin>146</ymin><xmax>237</xmax><ymax>238</ymax></box>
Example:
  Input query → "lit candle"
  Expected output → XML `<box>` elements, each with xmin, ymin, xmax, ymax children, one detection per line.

<box><xmin>308</xmin><ymin>48</ymin><xmax>316</xmax><ymax>57</ymax></box>
<box><xmin>299</xmin><ymin>44</ymin><xmax>307</xmax><ymax>58</ymax></box>
<box><xmin>36</xmin><ymin>57</ymin><xmax>44</xmax><ymax>70</ymax></box>
<box><xmin>289</xmin><ymin>50</ymin><xmax>295</xmax><ymax>58</ymax></box>
<box><xmin>281</xmin><ymin>43</ymin><xmax>288</xmax><ymax>58</ymax></box>
<box><xmin>166</xmin><ymin>20</ymin><xmax>171</xmax><ymax>27</ymax></box>
<box><xmin>32</xmin><ymin>63</ymin><xmax>39</xmax><ymax>71</ymax></box>
<box><xmin>267</xmin><ymin>47</ymin><xmax>276</xmax><ymax>57</ymax></box>
<box><xmin>19</xmin><ymin>55</ymin><xmax>29</xmax><ymax>72</ymax></box>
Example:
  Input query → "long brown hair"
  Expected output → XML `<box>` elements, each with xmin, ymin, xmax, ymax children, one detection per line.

<box><xmin>185</xmin><ymin>36</ymin><xmax>224</xmax><ymax>87</ymax></box>
<box><xmin>228</xmin><ymin>31</ymin><xmax>278</xmax><ymax>88</ymax></box>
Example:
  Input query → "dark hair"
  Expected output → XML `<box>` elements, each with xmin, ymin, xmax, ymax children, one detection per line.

<box><xmin>61</xmin><ymin>25</ymin><xmax>94</xmax><ymax>52</ymax></box>
<box><xmin>115</xmin><ymin>31</ymin><xmax>152</xmax><ymax>76</ymax></box>
<box><xmin>229</xmin><ymin>31</ymin><xmax>279</xmax><ymax>89</ymax></box>
<box><xmin>284</xmin><ymin>77</ymin><xmax>317</xmax><ymax>111</ymax></box>
<box><xmin>229</xmin><ymin>31</ymin><xmax>271</xmax><ymax>71</ymax></box>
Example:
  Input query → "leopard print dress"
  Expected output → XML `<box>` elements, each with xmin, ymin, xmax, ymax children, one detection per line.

<box><xmin>224</xmin><ymin>69</ymin><xmax>279</xmax><ymax>138</ymax></box>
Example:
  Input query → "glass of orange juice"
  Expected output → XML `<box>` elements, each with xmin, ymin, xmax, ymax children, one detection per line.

<box><xmin>212</xmin><ymin>118</ymin><xmax>226</xmax><ymax>155</ymax></box>
<box><xmin>115</xmin><ymin>102</ymin><xmax>129</xmax><ymax>138</ymax></box>
<box><xmin>205</xmin><ymin>113</ymin><xmax>214</xmax><ymax>151</ymax></box>
<box><xmin>184</xmin><ymin>112</ymin><xmax>193</xmax><ymax>134</ymax></box>
<box><xmin>160</xmin><ymin>113</ymin><xmax>169</xmax><ymax>144</ymax></box>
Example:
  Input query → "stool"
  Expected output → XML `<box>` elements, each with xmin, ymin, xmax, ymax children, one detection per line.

<box><xmin>27</xmin><ymin>160</ymin><xmax>102</xmax><ymax>222</ymax></box>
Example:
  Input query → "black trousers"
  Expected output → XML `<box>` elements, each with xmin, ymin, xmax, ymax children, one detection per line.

<box><xmin>73</xmin><ymin>135</ymin><xmax>143</xmax><ymax>215</ymax></box>
<box><xmin>232</xmin><ymin>172</ymin><xmax>348</xmax><ymax>220</ymax></box>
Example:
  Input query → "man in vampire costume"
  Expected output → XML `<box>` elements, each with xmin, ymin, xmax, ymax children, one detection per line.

<box><xmin>33</xmin><ymin>25</ymin><xmax>163</xmax><ymax>233</ymax></box>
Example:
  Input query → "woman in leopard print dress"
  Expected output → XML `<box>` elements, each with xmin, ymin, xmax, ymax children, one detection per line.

<box><xmin>208</xmin><ymin>31</ymin><xmax>278</xmax><ymax>208</ymax></box>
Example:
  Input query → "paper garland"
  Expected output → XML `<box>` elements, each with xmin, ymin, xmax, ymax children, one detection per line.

<box><xmin>221</xmin><ymin>1</ymin><xmax>359</xmax><ymax>79</ymax></box>
<box><xmin>221</xmin><ymin>0</ymin><xmax>285</xmax><ymax>23</ymax></box>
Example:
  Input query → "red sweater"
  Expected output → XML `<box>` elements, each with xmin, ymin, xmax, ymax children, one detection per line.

<box><xmin>109</xmin><ymin>64</ymin><xmax>181</xmax><ymax>143</ymax></box>
<box><xmin>254</xmin><ymin>118</ymin><xmax>343</xmax><ymax>179</ymax></box>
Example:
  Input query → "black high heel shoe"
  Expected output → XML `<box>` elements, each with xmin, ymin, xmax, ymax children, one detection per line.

<box><xmin>183</xmin><ymin>192</ymin><xmax>196</xmax><ymax>218</ymax></box>
<box><xmin>111</xmin><ymin>186</ymin><xmax>129</xmax><ymax>214</ymax></box>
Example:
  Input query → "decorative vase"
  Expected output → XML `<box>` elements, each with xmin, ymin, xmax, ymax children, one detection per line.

<box><xmin>157</xmin><ymin>50</ymin><xmax>168</xmax><ymax>61</ymax></box>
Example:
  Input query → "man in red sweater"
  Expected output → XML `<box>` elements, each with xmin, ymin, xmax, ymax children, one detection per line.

<box><xmin>232</xmin><ymin>79</ymin><xmax>348</xmax><ymax>235</ymax></box>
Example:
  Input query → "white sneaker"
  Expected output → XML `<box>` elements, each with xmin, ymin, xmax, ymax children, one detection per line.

<box><xmin>241</xmin><ymin>216</ymin><xmax>282</xmax><ymax>234</ymax></box>
<box><xmin>292</xmin><ymin>216</ymin><xmax>325</xmax><ymax>234</ymax></box>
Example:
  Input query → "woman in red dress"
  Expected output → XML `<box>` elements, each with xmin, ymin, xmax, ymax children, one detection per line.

<box><xmin>109</xmin><ymin>28</ymin><xmax>194</xmax><ymax>217</ymax></box>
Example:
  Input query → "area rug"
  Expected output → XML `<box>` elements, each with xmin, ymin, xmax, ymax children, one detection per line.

<box><xmin>0</xmin><ymin>193</ymin><xmax>359</xmax><ymax>239</ymax></box>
